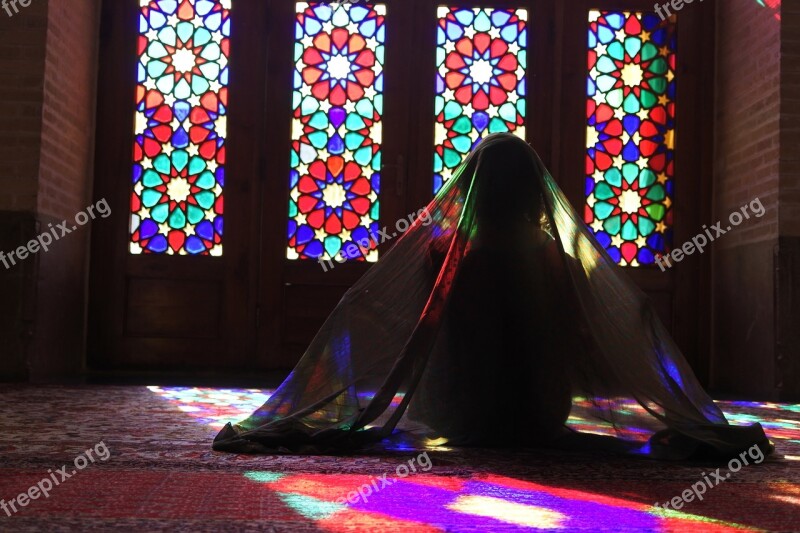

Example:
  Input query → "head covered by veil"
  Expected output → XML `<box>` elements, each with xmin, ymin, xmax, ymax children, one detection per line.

<box><xmin>214</xmin><ymin>133</ymin><xmax>771</xmax><ymax>460</ymax></box>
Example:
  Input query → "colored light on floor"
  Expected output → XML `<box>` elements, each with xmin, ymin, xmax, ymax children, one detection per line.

<box><xmin>446</xmin><ymin>494</ymin><xmax>567</xmax><ymax>528</ymax></box>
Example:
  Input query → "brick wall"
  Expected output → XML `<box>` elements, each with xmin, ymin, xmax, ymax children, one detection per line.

<box><xmin>27</xmin><ymin>0</ymin><xmax>101</xmax><ymax>380</ymax></box>
<box><xmin>712</xmin><ymin>0</ymin><xmax>781</xmax><ymax>397</ymax></box>
<box><xmin>0</xmin><ymin>0</ymin><xmax>101</xmax><ymax>381</ymax></box>
<box><xmin>713</xmin><ymin>0</ymin><xmax>800</xmax><ymax>399</ymax></box>
<box><xmin>38</xmin><ymin>0</ymin><xmax>100</xmax><ymax>221</ymax></box>
<box><xmin>0</xmin><ymin>0</ymin><xmax>48</xmax><ymax>212</ymax></box>
<box><xmin>713</xmin><ymin>0</ymin><xmax>781</xmax><ymax>248</ymax></box>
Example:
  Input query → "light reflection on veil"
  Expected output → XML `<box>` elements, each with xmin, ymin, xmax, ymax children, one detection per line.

<box><xmin>214</xmin><ymin>133</ymin><xmax>772</xmax><ymax>461</ymax></box>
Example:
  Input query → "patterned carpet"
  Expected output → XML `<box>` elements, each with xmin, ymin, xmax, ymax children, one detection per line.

<box><xmin>0</xmin><ymin>385</ymin><xmax>798</xmax><ymax>532</ymax></box>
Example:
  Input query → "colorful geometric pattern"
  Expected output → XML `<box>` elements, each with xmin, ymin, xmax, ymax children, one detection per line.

<box><xmin>433</xmin><ymin>7</ymin><xmax>527</xmax><ymax>194</ymax></box>
<box><xmin>585</xmin><ymin>11</ymin><xmax>676</xmax><ymax>267</ymax></box>
<box><xmin>130</xmin><ymin>0</ymin><xmax>230</xmax><ymax>255</ymax></box>
<box><xmin>287</xmin><ymin>3</ymin><xmax>385</xmax><ymax>262</ymax></box>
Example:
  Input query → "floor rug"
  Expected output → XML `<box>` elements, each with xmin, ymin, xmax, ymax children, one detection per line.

<box><xmin>0</xmin><ymin>385</ymin><xmax>798</xmax><ymax>531</ymax></box>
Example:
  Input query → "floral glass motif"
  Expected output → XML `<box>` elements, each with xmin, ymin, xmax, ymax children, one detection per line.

<box><xmin>433</xmin><ymin>7</ymin><xmax>527</xmax><ymax>194</ymax></box>
<box><xmin>130</xmin><ymin>0</ymin><xmax>230</xmax><ymax>256</ymax></box>
<box><xmin>585</xmin><ymin>11</ymin><xmax>676</xmax><ymax>267</ymax></box>
<box><xmin>288</xmin><ymin>2</ymin><xmax>386</xmax><ymax>262</ymax></box>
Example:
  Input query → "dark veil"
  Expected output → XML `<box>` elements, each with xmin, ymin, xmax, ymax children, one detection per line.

<box><xmin>214</xmin><ymin>133</ymin><xmax>771</xmax><ymax>460</ymax></box>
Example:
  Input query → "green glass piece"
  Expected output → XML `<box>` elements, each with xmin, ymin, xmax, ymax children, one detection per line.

<box><xmin>608</xmin><ymin>41</ymin><xmax>625</xmax><ymax>61</ymax></box>
<box><xmin>622</xmin><ymin>163</ymin><xmax>639</xmax><ymax>184</ymax></box>
<box><xmin>596</xmin><ymin>74</ymin><xmax>617</xmax><ymax>93</ymax></box>
<box><xmin>594</xmin><ymin>201</ymin><xmax>615</xmax><ymax>220</ymax></box>
<box><xmin>594</xmin><ymin>182</ymin><xmax>615</xmax><ymax>201</ymax></box>
<box><xmin>153</xmin><ymin>154</ymin><xmax>172</xmax><ymax>175</ymax></box>
<box><xmin>645</xmin><ymin>203</ymin><xmax>666</xmax><ymax>221</ymax></box>
<box><xmin>345</xmin><ymin>113</ymin><xmax>366</xmax><ymax>131</ymax></box>
<box><xmin>143</xmin><ymin>189</ymin><xmax>164</xmax><ymax>209</ymax></box>
<box><xmin>308</xmin><ymin>131</ymin><xmax>328</xmax><ymax>149</ymax></box>
<box><xmin>624</xmin><ymin>37</ymin><xmax>641</xmax><ymax>59</ymax></box>
<box><xmin>443</xmin><ymin>101</ymin><xmax>463</xmax><ymax>121</ymax></box>
<box><xmin>451</xmin><ymin>134</ymin><xmax>472</xmax><ymax>154</ymax></box>
<box><xmin>147</xmin><ymin>41</ymin><xmax>168</xmax><ymax>59</ymax></box>
<box><xmin>157</xmin><ymin>27</ymin><xmax>176</xmax><ymax>47</ymax></box>
<box><xmin>649</xmin><ymin>57</ymin><xmax>668</xmax><ymax>75</ymax></box>
<box><xmin>172</xmin><ymin>150</ymin><xmax>189</xmax><ymax>172</ymax></box>
<box><xmin>324</xmin><ymin>236</ymin><xmax>342</xmax><ymax>257</ymax></box>
<box><xmin>638</xmin><ymin>217</ymin><xmax>656</xmax><ymax>237</ymax></box>
<box><xmin>200</xmin><ymin>42</ymin><xmax>221</xmax><ymax>62</ymax></box>
<box><xmin>596</xmin><ymin>55</ymin><xmax>618</xmax><ymax>74</ymax></box>
<box><xmin>639</xmin><ymin>169</ymin><xmax>656</xmax><ymax>188</ymax></box>
<box><xmin>151</xmin><ymin>203</ymin><xmax>169</xmax><ymax>222</ymax></box>
<box><xmin>169</xmin><ymin>207</ymin><xmax>186</xmax><ymax>229</ymax></box>
<box><xmin>621</xmin><ymin>219</ymin><xmax>639</xmax><ymax>240</ymax></box>
<box><xmin>648</xmin><ymin>77</ymin><xmax>667</xmax><ymax>95</ymax></box>
<box><xmin>641</xmin><ymin>42</ymin><xmax>658</xmax><ymax>62</ymax></box>
<box><xmin>193</xmin><ymin>27</ymin><xmax>212</xmax><ymax>47</ymax></box>
<box><xmin>474</xmin><ymin>10</ymin><xmax>492</xmax><ymax>32</ymax></box>
<box><xmin>187</xmin><ymin>204</ymin><xmax>205</xmax><ymax>224</ymax></box>
<box><xmin>142</xmin><ymin>169</ymin><xmax>164</xmax><ymax>188</ymax></box>
<box><xmin>645</xmin><ymin>184</ymin><xmax>666</xmax><ymax>201</ymax></box>
<box><xmin>640</xmin><ymin>89</ymin><xmax>658</xmax><ymax>109</ymax></box>
<box><xmin>354</xmin><ymin>146</ymin><xmax>373</xmax><ymax>166</ymax></box>
<box><xmin>175</xmin><ymin>21</ymin><xmax>194</xmax><ymax>42</ymax></box>
<box><xmin>355</xmin><ymin>99</ymin><xmax>374</xmax><ymax>119</ymax></box>
<box><xmin>195</xmin><ymin>171</ymin><xmax>215</xmax><ymax>189</ymax></box>
<box><xmin>147</xmin><ymin>60</ymin><xmax>168</xmax><ymax>79</ymax></box>
<box><xmin>345</xmin><ymin>131</ymin><xmax>366</xmax><ymax>151</ymax></box>
<box><xmin>488</xmin><ymin>117</ymin><xmax>511</xmax><ymax>133</ymax></box>
<box><xmin>452</xmin><ymin>116</ymin><xmax>472</xmax><ymax>134</ymax></box>
<box><xmin>191</xmin><ymin>76</ymin><xmax>210</xmax><ymax>96</ymax></box>
<box><xmin>309</xmin><ymin>111</ymin><xmax>330</xmax><ymax>130</ymax></box>
<box><xmin>604</xmin><ymin>215</ymin><xmax>621</xmax><ymax>235</ymax></box>
<box><xmin>174</xmin><ymin>78</ymin><xmax>192</xmax><ymax>99</ymax></box>
<box><xmin>623</xmin><ymin>92</ymin><xmax>641</xmax><ymax>113</ymax></box>
<box><xmin>443</xmin><ymin>148</ymin><xmax>462</xmax><ymax>169</ymax></box>
<box><xmin>194</xmin><ymin>190</ymin><xmax>215</xmax><ymax>210</ymax></box>
<box><xmin>606</xmin><ymin>88</ymin><xmax>624</xmax><ymax>108</ymax></box>
<box><xmin>604</xmin><ymin>167</ymin><xmax>622</xmax><ymax>187</ymax></box>
<box><xmin>499</xmin><ymin>103</ymin><xmax>518</xmax><ymax>123</ymax></box>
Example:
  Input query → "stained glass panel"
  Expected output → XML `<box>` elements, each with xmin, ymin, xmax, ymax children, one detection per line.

<box><xmin>287</xmin><ymin>2</ymin><xmax>386</xmax><ymax>262</ymax></box>
<box><xmin>130</xmin><ymin>0</ymin><xmax>230</xmax><ymax>256</ymax></box>
<box><xmin>585</xmin><ymin>11</ymin><xmax>676</xmax><ymax>267</ymax></box>
<box><xmin>433</xmin><ymin>7</ymin><xmax>527</xmax><ymax>194</ymax></box>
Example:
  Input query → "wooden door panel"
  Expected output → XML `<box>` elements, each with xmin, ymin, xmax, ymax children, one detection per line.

<box><xmin>259</xmin><ymin>0</ymin><xmax>415</xmax><ymax>370</ymax></box>
<box><xmin>88</xmin><ymin>0</ymin><xmax>265</xmax><ymax>373</ymax></box>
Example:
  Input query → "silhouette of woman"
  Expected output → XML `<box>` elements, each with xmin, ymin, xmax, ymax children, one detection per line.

<box><xmin>214</xmin><ymin>134</ymin><xmax>772</xmax><ymax>461</ymax></box>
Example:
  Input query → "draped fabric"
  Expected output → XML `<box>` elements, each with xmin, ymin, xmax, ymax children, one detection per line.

<box><xmin>214</xmin><ymin>134</ymin><xmax>772</xmax><ymax>460</ymax></box>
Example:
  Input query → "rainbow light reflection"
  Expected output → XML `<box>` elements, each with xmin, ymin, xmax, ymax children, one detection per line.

<box><xmin>241</xmin><ymin>471</ymin><xmax>753</xmax><ymax>531</ymax></box>
<box><xmin>148</xmin><ymin>387</ymin><xmax>800</xmax><ymax>446</ymax></box>
<box><xmin>148</xmin><ymin>387</ymin><xmax>798</xmax><ymax>531</ymax></box>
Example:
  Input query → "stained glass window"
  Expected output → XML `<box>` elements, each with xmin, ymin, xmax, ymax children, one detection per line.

<box><xmin>130</xmin><ymin>0</ymin><xmax>230</xmax><ymax>256</ymax></box>
<box><xmin>287</xmin><ymin>2</ymin><xmax>385</xmax><ymax>262</ymax></box>
<box><xmin>585</xmin><ymin>11</ymin><xmax>675</xmax><ymax>267</ymax></box>
<box><xmin>433</xmin><ymin>7</ymin><xmax>527</xmax><ymax>194</ymax></box>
